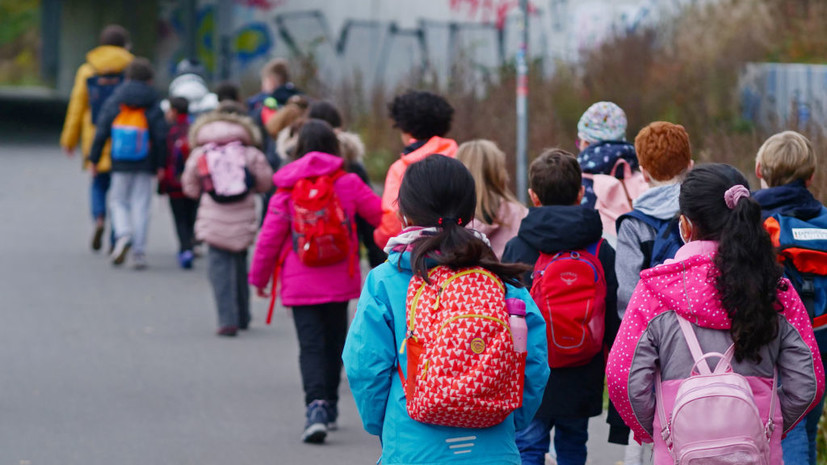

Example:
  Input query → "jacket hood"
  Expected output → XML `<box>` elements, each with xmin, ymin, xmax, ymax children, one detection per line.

<box><xmin>516</xmin><ymin>205</ymin><xmax>602</xmax><ymax>254</ymax></box>
<box><xmin>578</xmin><ymin>140</ymin><xmax>638</xmax><ymax>175</ymax></box>
<box><xmin>85</xmin><ymin>45</ymin><xmax>133</xmax><ymax>73</ymax></box>
<box><xmin>273</xmin><ymin>151</ymin><xmax>344</xmax><ymax>188</ymax></box>
<box><xmin>401</xmin><ymin>136</ymin><xmax>458</xmax><ymax>166</ymax></box>
<box><xmin>632</xmin><ymin>183</ymin><xmax>682</xmax><ymax>220</ymax></box>
<box><xmin>638</xmin><ymin>241</ymin><xmax>733</xmax><ymax>329</ymax></box>
<box><xmin>753</xmin><ymin>180</ymin><xmax>824</xmax><ymax>220</ymax></box>
<box><xmin>111</xmin><ymin>80</ymin><xmax>159</xmax><ymax>108</ymax></box>
<box><xmin>189</xmin><ymin>110</ymin><xmax>262</xmax><ymax>148</ymax></box>
<box><xmin>169</xmin><ymin>73</ymin><xmax>218</xmax><ymax>114</ymax></box>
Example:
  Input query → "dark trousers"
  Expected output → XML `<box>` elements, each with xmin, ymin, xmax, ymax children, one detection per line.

<box><xmin>169</xmin><ymin>197</ymin><xmax>198</xmax><ymax>253</ymax></box>
<box><xmin>292</xmin><ymin>302</ymin><xmax>349</xmax><ymax>406</ymax></box>
<box><xmin>207</xmin><ymin>247</ymin><xmax>250</xmax><ymax>329</ymax></box>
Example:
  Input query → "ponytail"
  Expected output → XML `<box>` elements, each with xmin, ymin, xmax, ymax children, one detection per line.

<box><xmin>680</xmin><ymin>164</ymin><xmax>782</xmax><ymax>363</ymax></box>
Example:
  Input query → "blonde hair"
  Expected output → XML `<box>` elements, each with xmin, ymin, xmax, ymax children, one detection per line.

<box><xmin>756</xmin><ymin>131</ymin><xmax>817</xmax><ymax>187</ymax></box>
<box><xmin>456</xmin><ymin>140</ymin><xmax>521</xmax><ymax>225</ymax></box>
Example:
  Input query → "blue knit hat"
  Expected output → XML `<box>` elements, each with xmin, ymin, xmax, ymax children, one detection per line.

<box><xmin>577</xmin><ymin>101</ymin><xmax>627</xmax><ymax>143</ymax></box>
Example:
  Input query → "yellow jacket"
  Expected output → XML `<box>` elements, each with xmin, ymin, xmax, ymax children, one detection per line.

<box><xmin>60</xmin><ymin>45</ymin><xmax>134</xmax><ymax>172</ymax></box>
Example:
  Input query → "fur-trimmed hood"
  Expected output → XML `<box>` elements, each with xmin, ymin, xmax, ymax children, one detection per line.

<box><xmin>189</xmin><ymin>110</ymin><xmax>263</xmax><ymax>149</ymax></box>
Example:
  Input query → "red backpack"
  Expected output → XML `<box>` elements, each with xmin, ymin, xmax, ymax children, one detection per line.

<box><xmin>398</xmin><ymin>266</ymin><xmax>526</xmax><ymax>428</ymax></box>
<box><xmin>266</xmin><ymin>171</ymin><xmax>354</xmax><ymax>324</ymax></box>
<box><xmin>530</xmin><ymin>240</ymin><xmax>607</xmax><ymax>368</ymax></box>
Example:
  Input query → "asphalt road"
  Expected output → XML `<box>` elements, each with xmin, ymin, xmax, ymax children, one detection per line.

<box><xmin>0</xmin><ymin>141</ymin><xmax>625</xmax><ymax>465</ymax></box>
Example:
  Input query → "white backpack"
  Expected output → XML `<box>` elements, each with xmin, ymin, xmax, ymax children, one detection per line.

<box><xmin>655</xmin><ymin>315</ymin><xmax>777</xmax><ymax>465</ymax></box>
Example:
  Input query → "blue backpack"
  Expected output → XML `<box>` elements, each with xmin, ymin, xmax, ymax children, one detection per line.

<box><xmin>765</xmin><ymin>208</ymin><xmax>827</xmax><ymax>332</ymax></box>
<box><xmin>617</xmin><ymin>210</ymin><xmax>683</xmax><ymax>269</ymax></box>
<box><xmin>86</xmin><ymin>72</ymin><xmax>124</xmax><ymax>123</ymax></box>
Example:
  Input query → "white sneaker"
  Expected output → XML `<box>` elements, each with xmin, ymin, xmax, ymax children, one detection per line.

<box><xmin>111</xmin><ymin>236</ymin><xmax>131</xmax><ymax>266</ymax></box>
<box><xmin>132</xmin><ymin>253</ymin><xmax>147</xmax><ymax>270</ymax></box>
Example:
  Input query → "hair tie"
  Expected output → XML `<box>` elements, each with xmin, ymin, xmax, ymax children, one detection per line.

<box><xmin>437</xmin><ymin>217</ymin><xmax>463</xmax><ymax>226</ymax></box>
<box><xmin>724</xmin><ymin>185</ymin><xmax>750</xmax><ymax>210</ymax></box>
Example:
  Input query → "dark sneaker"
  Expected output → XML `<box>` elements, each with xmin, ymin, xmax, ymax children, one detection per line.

<box><xmin>216</xmin><ymin>326</ymin><xmax>238</xmax><ymax>337</ymax></box>
<box><xmin>91</xmin><ymin>224</ymin><xmax>105</xmax><ymax>252</ymax></box>
<box><xmin>178</xmin><ymin>250</ymin><xmax>194</xmax><ymax>269</ymax></box>
<box><xmin>302</xmin><ymin>400</ymin><xmax>329</xmax><ymax>444</ymax></box>
<box><xmin>111</xmin><ymin>236</ymin><xmax>131</xmax><ymax>266</ymax></box>
<box><xmin>325</xmin><ymin>402</ymin><xmax>338</xmax><ymax>431</ymax></box>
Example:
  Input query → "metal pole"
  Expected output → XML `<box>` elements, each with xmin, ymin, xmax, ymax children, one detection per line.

<box><xmin>515</xmin><ymin>0</ymin><xmax>529</xmax><ymax>204</ymax></box>
<box><xmin>182</xmin><ymin>0</ymin><xmax>198</xmax><ymax>62</ymax></box>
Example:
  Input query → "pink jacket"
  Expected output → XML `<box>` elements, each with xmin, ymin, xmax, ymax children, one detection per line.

<box><xmin>181</xmin><ymin>112</ymin><xmax>273</xmax><ymax>252</ymax></box>
<box><xmin>249</xmin><ymin>152</ymin><xmax>382</xmax><ymax>306</ymax></box>
<box><xmin>607</xmin><ymin>240</ymin><xmax>825</xmax><ymax>464</ymax></box>
<box><xmin>469</xmin><ymin>200</ymin><xmax>528</xmax><ymax>259</ymax></box>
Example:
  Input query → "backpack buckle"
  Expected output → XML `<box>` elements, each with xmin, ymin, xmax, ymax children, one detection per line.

<box><xmin>661</xmin><ymin>426</ymin><xmax>672</xmax><ymax>449</ymax></box>
<box><xmin>765</xmin><ymin>419</ymin><xmax>775</xmax><ymax>439</ymax></box>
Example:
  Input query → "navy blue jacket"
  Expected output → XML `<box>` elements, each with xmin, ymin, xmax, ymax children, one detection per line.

<box><xmin>89</xmin><ymin>80</ymin><xmax>167</xmax><ymax>173</ymax></box>
<box><xmin>503</xmin><ymin>205</ymin><xmax>620</xmax><ymax>420</ymax></box>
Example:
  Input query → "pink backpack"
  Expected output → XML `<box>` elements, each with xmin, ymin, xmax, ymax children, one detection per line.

<box><xmin>197</xmin><ymin>141</ymin><xmax>254</xmax><ymax>203</ymax></box>
<box><xmin>655</xmin><ymin>315</ymin><xmax>776</xmax><ymax>465</ymax></box>
<box><xmin>582</xmin><ymin>158</ymin><xmax>648</xmax><ymax>237</ymax></box>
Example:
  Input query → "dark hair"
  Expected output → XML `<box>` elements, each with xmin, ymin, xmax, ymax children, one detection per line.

<box><xmin>294</xmin><ymin>119</ymin><xmax>340</xmax><ymax>159</ymax></box>
<box><xmin>308</xmin><ymin>101</ymin><xmax>343</xmax><ymax>129</ymax></box>
<box><xmin>169</xmin><ymin>97</ymin><xmax>189</xmax><ymax>115</ymax></box>
<box><xmin>529</xmin><ymin>148</ymin><xmax>582</xmax><ymax>206</ymax></box>
<box><xmin>388</xmin><ymin>90</ymin><xmax>454</xmax><ymax>141</ymax></box>
<box><xmin>398</xmin><ymin>155</ymin><xmax>529</xmax><ymax>286</ymax></box>
<box><xmin>261</xmin><ymin>58</ymin><xmax>290</xmax><ymax>83</ymax></box>
<box><xmin>99</xmin><ymin>24</ymin><xmax>130</xmax><ymax>47</ymax></box>
<box><xmin>125</xmin><ymin>57</ymin><xmax>154</xmax><ymax>82</ymax></box>
<box><xmin>216</xmin><ymin>100</ymin><xmax>247</xmax><ymax>116</ymax></box>
<box><xmin>215</xmin><ymin>81</ymin><xmax>240</xmax><ymax>102</ymax></box>
<box><xmin>679</xmin><ymin>163</ymin><xmax>782</xmax><ymax>363</ymax></box>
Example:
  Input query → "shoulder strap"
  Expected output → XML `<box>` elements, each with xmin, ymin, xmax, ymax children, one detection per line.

<box><xmin>585</xmin><ymin>238</ymin><xmax>604</xmax><ymax>257</ymax></box>
<box><xmin>676</xmin><ymin>315</ymin><xmax>712</xmax><ymax>375</ymax></box>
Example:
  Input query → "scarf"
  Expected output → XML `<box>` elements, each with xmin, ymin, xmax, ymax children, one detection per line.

<box><xmin>383</xmin><ymin>226</ymin><xmax>492</xmax><ymax>255</ymax></box>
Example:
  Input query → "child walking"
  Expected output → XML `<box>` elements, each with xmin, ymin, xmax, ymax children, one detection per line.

<box><xmin>181</xmin><ymin>102</ymin><xmax>273</xmax><ymax>336</ymax></box>
<box><xmin>607</xmin><ymin>163</ymin><xmax>825</xmax><ymax>465</ymax></box>
<box><xmin>158</xmin><ymin>96</ymin><xmax>197</xmax><ymax>268</ymax></box>
<box><xmin>457</xmin><ymin>139</ymin><xmax>527</xmax><ymax>259</ymax></box>
<box><xmin>248</xmin><ymin>119</ymin><xmax>382</xmax><ymax>444</ymax></box>
<box><xmin>343</xmin><ymin>155</ymin><xmax>549</xmax><ymax>465</ymax></box>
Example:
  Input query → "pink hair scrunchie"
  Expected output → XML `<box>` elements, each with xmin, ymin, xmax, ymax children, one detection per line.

<box><xmin>724</xmin><ymin>185</ymin><xmax>750</xmax><ymax>209</ymax></box>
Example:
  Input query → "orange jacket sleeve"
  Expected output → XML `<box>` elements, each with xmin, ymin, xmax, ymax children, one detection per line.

<box><xmin>373</xmin><ymin>159</ymin><xmax>406</xmax><ymax>249</ymax></box>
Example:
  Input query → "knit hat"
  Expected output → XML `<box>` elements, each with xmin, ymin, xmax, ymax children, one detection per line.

<box><xmin>634</xmin><ymin>121</ymin><xmax>692</xmax><ymax>181</ymax></box>
<box><xmin>577</xmin><ymin>101</ymin><xmax>627</xmax><ymax>143</ymax></box>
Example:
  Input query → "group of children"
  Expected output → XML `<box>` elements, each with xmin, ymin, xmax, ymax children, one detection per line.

<box><xmin>60</xmin><ymin>24</ymin><xmax>827</xmax><ymax>465</ymax></box>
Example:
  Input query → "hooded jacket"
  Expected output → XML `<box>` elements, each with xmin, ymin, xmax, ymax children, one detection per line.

<box><xmin>502</xmin><ymin>205</ymin><xmax>620</xmax><ymax>420</ymax></box>
<box><xmin>60</xmin><ymin>45</ymin><xmax>134</xmax><ymax>172</ymax></box>
<box><xmin>468</xmin><ymin>200</ymin><xmax>528</xmax><ymax>259</ymax></box>
<box><xmin>248</xmin><ymin>152</ymin><xmax>382</xmax><ymax>306</ymax></box>
<box><xmin>373</xmin><ymin>136</ymin><xmax>458</xmax><ymax>249</ymax></box>
<box><xmin>180</xmin><ymin>111</ymin><xmax>273</xmax><ymax>251</ymax></box>
<box><xmin>88</xmin><ymin>80</ymin><xmax>167</xmax><ymax>173</ymax></box>
<box><xmin>578</xmin><ymin>140</ymin><xmax>639</xmax><ymax>210</ymax></box>
<box><xmin>615</xmin><ymin>183</ymin><xmax>682</xmax><ymax>317</ymax></box>
<box><xmin>342</xmin><ymin>250</ymin><xmax>550</xmax><ymax>465</ymax></box>
<box><xmin>607</xmin><ymin>240</ymin><xmax>825</xmax><ymax>465</ymax></box>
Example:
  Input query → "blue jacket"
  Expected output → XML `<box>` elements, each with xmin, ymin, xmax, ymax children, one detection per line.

<box><xmin>342</xmin><ymin>251</ymin><xmax>549</xmax><ymax>465</ymax></box>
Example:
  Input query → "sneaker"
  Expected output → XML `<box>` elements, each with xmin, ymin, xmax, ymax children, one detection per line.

<box><xmin>216</xmin><ymin>326</ymin><xmax>238</xmax><ymax>337</ymax></box>
<box><xmin>132</xmin><ymin>253</ymin><xmax>147</xmax><ymax>270</ymax></box>
<box><xmin>91</xmin><ymin>224</ymin><xmax>105</xmax><ymax>252</ymax></box>
<box><xmin>302</xmin><ymin>400</ymin><xmax>329</xmax><ymax>444</ymax></box>
<box><xmin>325</xmin><ymin>402</ymin><xmax>338</xmax><ymax>431</ymax></box>
<box><xmin>111</xmin><ymin>236</ymin><xmax>131</xmax><ymax>266</ymax></box>
<box><xmin>178</xmin><ymin>250</ymin><xmax>194</xmax><ymax>269</ymax></box>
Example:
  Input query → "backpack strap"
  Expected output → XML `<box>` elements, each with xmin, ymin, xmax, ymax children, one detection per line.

<box><xmin>654</xmin><ymin>367</ymin><xmax>672</xmax><ymax>448</ymax></box>
<box><xmin>265</xmin><ymin>245</ymin><xmax>291</xmax><ymax>325</ymax></box>
<box><xmin>584</xmin><ymin>238</ymin><xmax>604</xmax><ymax>258</ymax></box>
<box><xmin>676</xmin><ymin>315</ymin><xmax>713</xmax><ymax>375</ymax></box>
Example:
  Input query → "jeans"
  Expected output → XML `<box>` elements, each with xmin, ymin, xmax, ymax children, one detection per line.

<box><xmin>516</xmin><ymin>416</ymin><xmax>589</xmax><ymax>465</ymax></box>
<box><xmin>169</xmin><ymin>197</ymin><xmax>198</xmax><ymax>253</ymax></box>
<box><xmin>782</xmin><ymin>392</ymin><xmax>825</xmax><ymax>465</ymax></box>
<box><xmin>91</xmin><ymin>172</ymin><xmax>111</xmax><ymax>220</ymax></box>
<box><xmin>110</xmin><ymin>172</ymin><xmax>154</xmax><ymax>254</ymax></box>
<box><xmin>207</xmin><ymin>247</ymin><xmax>250</xmax><ymax>329</ymax></box>
<box><xmin>292</xmin><ymin>302</ymin><xmax>349</xmax><ymax>407</ymax></box>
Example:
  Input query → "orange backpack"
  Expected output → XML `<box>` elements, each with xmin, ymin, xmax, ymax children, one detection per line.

<box><xmin>110</xmin><ymin>104</ymin><xmax>150</xmax><ymax>161</ymax></box>
<box><xmin>398</xmin><ymin>266</ymin><xmax>525</xmax><ymax>428</ymax></box>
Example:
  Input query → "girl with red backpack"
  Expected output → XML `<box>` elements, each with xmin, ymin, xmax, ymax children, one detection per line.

<box><xmin>248</xmin><ymin>119</ymin><xmax>382</xmax><ymax>444</ymax></box>
<box><xmin>607</xmin><ymin>164</ymin><xmax>825</xmax><ymax>464</ymax></box>
<box><xmin>342</xmin><ymin>155</ymin><xmax>550</xmax><ymax>465</ymax></box>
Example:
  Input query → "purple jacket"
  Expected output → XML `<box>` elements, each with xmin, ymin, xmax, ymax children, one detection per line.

<box><xmin>248</xmin><ymin>152</ymin><xmax>382</xmax><ymax>306</ymax></box>
<box><xmin>607</xmin><ymin>240</ymin><xmax>825</xmax><ymax>464</ymax></box>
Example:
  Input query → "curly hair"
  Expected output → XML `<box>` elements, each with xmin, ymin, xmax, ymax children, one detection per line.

<box><xmin>388</xmin><ymin>90</ymin><xmax>454</xmax><ymax>141</ymax></box>
<box><xmin>679</xmin><ymin>164</ymin><xmax>782</xmax><ymax>363</ymax></box>
<box><xmin>635</xmin><ymin>121</ymin><xmax>692</xmax><ymax>181</ymax></box>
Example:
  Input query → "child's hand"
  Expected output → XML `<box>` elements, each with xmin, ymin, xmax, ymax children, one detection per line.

<box><xmin>63</xmin><ymin>147</ymin><xmax>75</xmax><ymax>158</ymax></box>
<box><xmin>157</xmin><ymin>168</ymin><xmax>165</xmax><ymax>182</ymax></box>
<box><xmin>256</xmin><ymin>287</ymin><xmax>270</xmax><ymax>298</ymax></box>
<box><xmin>89</xmin><ymin>164</ymin><xmax>98</xmax><ymax>176</ymax></box>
